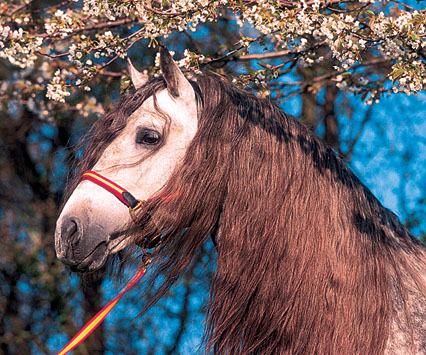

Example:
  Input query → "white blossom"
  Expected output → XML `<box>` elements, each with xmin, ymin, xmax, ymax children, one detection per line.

<box><xmin>0</xmin><ymin>27</ymin><xmax>43</xmax><ymax>68</ymax></box>
<box><xmin>46</xmin><ymin>70</ymin><xmax>71</xmax><ymax>102</ymax></box>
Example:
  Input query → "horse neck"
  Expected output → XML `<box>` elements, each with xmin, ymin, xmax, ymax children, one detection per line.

<box><xmin>206</xmin><ymin>120</ymin><xmax>424</xmax><ymax>354</ymax></box>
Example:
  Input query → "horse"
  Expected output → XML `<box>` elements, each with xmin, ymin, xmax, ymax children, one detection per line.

<box><xmin>55</xmin><ymin>45</ymin><xmax>426</xmax><ymax>354</ymax></box>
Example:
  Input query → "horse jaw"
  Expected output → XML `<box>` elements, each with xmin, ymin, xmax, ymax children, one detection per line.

<box><xmin>55</xmin><ymin>53</ymin><xmax>198</xmax><ymax>273</ymax></box>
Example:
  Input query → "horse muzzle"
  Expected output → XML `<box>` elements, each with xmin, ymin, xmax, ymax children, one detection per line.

<box><xmin>55</xmin><ymin>170</ymin><xmax>156</xmax><ymax>272</ymax></box>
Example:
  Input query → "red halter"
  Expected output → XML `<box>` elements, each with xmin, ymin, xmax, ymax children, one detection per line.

<box><xmin>81</xmin><ymin>170</ymin><xmax>144</xmax><ymax>220</ymax></box>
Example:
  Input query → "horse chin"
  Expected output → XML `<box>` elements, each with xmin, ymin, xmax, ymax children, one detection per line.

<box><xmin>68</xmin><ymin>241</ymin><xmax>110</xmax><ymax>274</ymax></box>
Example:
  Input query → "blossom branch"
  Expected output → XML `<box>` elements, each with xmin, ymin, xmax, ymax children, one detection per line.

<box><xmin>1</xmin><ymin>0</ymin><xmax>425</xmax><ymax>104</ymax></box>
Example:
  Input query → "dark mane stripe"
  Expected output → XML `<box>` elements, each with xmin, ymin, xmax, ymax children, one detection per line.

<box><xmin>66</xmin><ymin>73</ymin><xmax>426</xmax><ymax>354</ymax></box>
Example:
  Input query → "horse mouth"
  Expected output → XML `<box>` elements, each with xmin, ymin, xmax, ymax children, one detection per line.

<box><xmin>65</xmin><ymin>221</ymin><xmax>160</xmax><ymax>274</ymax></box>
<box><xmin>69</xmin><ymin>241</ymin><xmax>109</xmax><ymax>273</ymax></box>
<box><xmin>108</xmin><ymin>213</ymin><xmax>161</xmax><ymax>253</ymax></box>
<box><xmin>108</xmin><ymin>228</ymin><xmax>135</xmax><ymax>254</ymax></box>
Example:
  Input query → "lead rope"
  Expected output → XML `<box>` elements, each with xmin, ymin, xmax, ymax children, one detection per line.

<box><xmin>57</xmin><ymin>257</ymin><xmax>151</xmax><ymax>355</ymax></box>
<box><xmin>57</xmin><ymin>171</ymin><xmax>155</xmax><ymax>354</ymax></box>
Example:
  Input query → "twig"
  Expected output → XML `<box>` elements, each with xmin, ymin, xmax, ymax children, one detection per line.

<box><xmin>239</xmin><ymin>49</ymin><xmax>296</xmax><ymax>60</ymax></box>
<box><xmin>36</xmin><ymin>51</ymin><xmax>69</xmax><ymax>59</ymax></box>
<box><xmin>269</xmin><ymin>0</ymin><xmax>373</xmax><ymax>9</ymax></box>
<box><xmin>183</xmin><ymin>29</ymin><xmax>202</xmax><ymax>54</ymax></box>
<box><xmin>99</xmin><ymin>70</ymin><xmax>123</xmax><ymax>77</ymax></box>
<box><xmin>37</xmin><ymin>18</ymin><xmax>134</xmax><ymax>39</ymax></box>
<box><xmin>390</xmin><ymin>0</ymin><xmax>426</xmax><ymax>12</ymax></box>
<box><xmin>239</xmin><ymin>40</ymin><xmax>326</xmax><ymax>61</ymax></box>
<box><xmin>279</xmin><ymin>58</ymin><xmax>390</xmax><ymax>87</ymax></box>
<box><xmin>9</xmin><ymin>0</ymin><xmax>35</xmax><ymax>16</ymax></box>
<box><xmin>204</xmin><ymin>46</ymin><xmax>245</xmax><ymax>64</ymax></box>
<box><xmin>142</xmin><ymin>5</ymin><xmax>182</xmax><ymax>16</ymax></box>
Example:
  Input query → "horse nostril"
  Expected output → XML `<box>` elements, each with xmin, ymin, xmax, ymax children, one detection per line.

<box><xmin>61</xmin><ymin>217</ymin><xmax>81</xmax><ymax>244</ymax></box>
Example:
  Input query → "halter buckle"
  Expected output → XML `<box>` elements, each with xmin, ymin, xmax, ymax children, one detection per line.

<box><xmin>129</xmin><ymin>199</ymin><xmax>145</xmax><ymax>221</ymax></box>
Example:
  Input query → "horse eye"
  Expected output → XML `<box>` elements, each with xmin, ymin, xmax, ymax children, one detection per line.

<box><xmin>136</xmin><ymin>129</ymin><xmax>161</xmax><ymax>145</ymax></box>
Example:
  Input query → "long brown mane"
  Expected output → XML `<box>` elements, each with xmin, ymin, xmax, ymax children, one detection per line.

<box><xmin>65</xmin><ymin>73</ymin><xmax>426</xmax><ymax>354</ymax></box>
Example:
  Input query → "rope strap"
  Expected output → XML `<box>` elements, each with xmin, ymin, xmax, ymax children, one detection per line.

<box><xmin>57</xmin><ymin>265</ymin><xmax>148</xmax><ymax>355</ymax></box>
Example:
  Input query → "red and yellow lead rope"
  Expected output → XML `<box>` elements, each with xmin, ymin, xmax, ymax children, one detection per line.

<box><xmin>57</xmin><ymin>266</ymin><xmax>148</xmax><ymax>355</ymax></box>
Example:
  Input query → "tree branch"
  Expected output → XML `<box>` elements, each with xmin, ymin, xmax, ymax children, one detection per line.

<box><xmin>239</xmin><ymin>49</ymin><xmax>296</xmax><ymax>60</ymax></box>
<box><xmin>389</xmin><ymin>0</ymin><xmax>426</xmax><ymax>12</ymax></box>
<box><xmin>38</xmin><ymin>18</ymin><xmax>135</xmax><ymax>39</ymax></box>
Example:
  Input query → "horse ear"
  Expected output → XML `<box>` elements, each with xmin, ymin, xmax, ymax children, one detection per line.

<box><xmin>159</xmin><ymin>43</ymin><xmax>193</xmax><ymax>99</ymax></box>
<box><xmin>127</xmin><ymin>58</ymin><xmax>149</xmax><ymax>89</ymax></box>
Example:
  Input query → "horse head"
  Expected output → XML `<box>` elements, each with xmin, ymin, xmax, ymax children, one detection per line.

<box><xmin>55</xmin><ymin>45</ymin><xmax>199</xmax><ymax>273</ymax></box>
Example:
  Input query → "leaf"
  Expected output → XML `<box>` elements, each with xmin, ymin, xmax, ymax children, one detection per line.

<box><xmin>120</xmin><ymin>79</ymin><xmax>131</xmax><ymax>94</ymax></box>
<box><xmin>390</xmin><ymin>68</ymin><xmax>404</xmax><ymax>80</ymax></box>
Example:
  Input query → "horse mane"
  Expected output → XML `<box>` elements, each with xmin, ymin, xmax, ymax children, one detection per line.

<box><xmin>65</xmin><ymin>73</ymin><xmax>426</xmax><ymax>354</ymax></box>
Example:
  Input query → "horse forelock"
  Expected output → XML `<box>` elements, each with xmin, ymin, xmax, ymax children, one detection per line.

<box><xmin>64</xmin><ymin>72</ymin><xmax>425</xmax><ymax>354</ymax></box>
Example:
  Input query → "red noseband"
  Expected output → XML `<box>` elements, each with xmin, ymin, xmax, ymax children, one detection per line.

<box><xmin>81</xmin><ymin>170</ymin><xmax>144</xmax><ymax>219</ymax></box>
